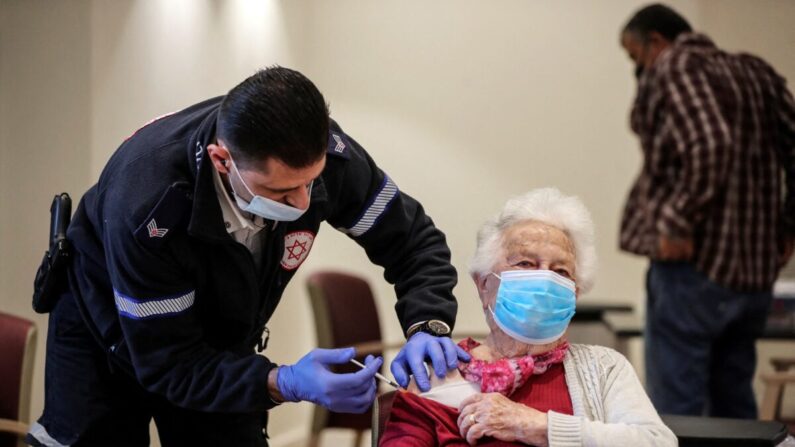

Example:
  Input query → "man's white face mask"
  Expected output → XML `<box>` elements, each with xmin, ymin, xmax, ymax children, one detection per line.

<box><xmin>228</xmin><ymin>156</ymin><xmax>311</xmax><ymax>222</ymax></box>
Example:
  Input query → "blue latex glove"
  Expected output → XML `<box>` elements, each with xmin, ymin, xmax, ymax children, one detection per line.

<box><xmin>277</xmin><ymin>348</ymin><xmax>381</xmax><ymax>413</ymax></box>
<box><xmin>390</xmin><ymin>332</ymin><xmax>471</xmax><ymax>392</ymax></box>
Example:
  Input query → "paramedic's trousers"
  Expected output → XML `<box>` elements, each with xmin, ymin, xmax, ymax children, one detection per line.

<box><xmin>27</xmin><ymin>291</ymin><xmax>269</xmax><ymax>447</ymax></box>
<box><xmin>645</xmin><ymin>260</ymin><xmax>772</xmax><ymax>419</ymax></box>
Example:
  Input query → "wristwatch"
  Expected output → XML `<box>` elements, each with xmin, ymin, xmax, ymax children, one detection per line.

<box><xmin>407</xmin><ymin>319</ymin><xmax>452</xmax><ymax>338</ymax></box>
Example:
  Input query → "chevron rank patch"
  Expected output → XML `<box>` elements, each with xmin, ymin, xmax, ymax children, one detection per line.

<box><xmin>134</xmin><ymin>182</ymin><xmax>192</xmax><ymax>248</ymax></box>
<box><xmin>327</xmin><ymin>132</ymin><xmax>352</xmax><ymax>160</ymax></box>
<box><xmin>146</xmin><ymin>219</ymin><xmax>169</xmax><ymax>238</ymax></box>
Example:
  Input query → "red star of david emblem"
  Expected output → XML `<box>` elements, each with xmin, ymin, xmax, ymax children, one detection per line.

<box><xmin>286</xmin><ymin>239</ymin><xmax>308</xmax><ymax>261</ymax></box>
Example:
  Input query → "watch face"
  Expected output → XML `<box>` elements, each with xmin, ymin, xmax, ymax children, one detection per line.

<box><xmin>428</xmin><ymin>320</ymin><xmax>451</xmax><ymax>335</ymax></box>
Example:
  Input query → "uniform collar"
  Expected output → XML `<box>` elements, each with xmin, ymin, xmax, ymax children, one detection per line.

<box><xmin>186</xmin><ymin>105</ymin><xmax>230</xmax><ymax>241</ymax></box>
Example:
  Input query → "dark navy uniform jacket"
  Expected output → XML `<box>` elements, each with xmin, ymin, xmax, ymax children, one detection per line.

<box><xmin>67</xmin><ymin>96</ymin><xmax>458</xmax><ymax>414</ymax></box>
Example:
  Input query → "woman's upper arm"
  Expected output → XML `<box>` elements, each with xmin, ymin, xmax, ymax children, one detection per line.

<box><xmin>378</xmin><ymin>393</ymin><xmax>438</xmax><ymax>447</ymax></box>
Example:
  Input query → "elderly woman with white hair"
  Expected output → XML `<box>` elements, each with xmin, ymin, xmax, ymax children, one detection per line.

<box><xmin>380</xmin><ymin>188</ymin><xmax>676</xmax><ymax>446</ymax></box>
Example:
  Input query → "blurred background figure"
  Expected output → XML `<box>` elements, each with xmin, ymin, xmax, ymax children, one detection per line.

<box><xmin>619</xmin><ymin>3</ymin><xmax>795</xmax><ymax>418</ymax></box>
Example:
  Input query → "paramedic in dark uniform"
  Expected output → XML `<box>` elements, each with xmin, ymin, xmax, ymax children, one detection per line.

<box><xmin>27</xmin><ymin>66</ymin><xmax>469</xmax><ymax>447</ymax></box>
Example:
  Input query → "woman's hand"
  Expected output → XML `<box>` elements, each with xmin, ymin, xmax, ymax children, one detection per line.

<box><xmin>457</xmin><ymin>393</ymin><xmax>548</xmax><ymax>446</ymax></box>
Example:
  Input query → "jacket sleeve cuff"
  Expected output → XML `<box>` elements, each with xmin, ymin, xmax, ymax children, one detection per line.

<box><xmin>546</xmin><ymin>411</ymin><xmax>583</xmax><ymax>447</ymax></box>
<box><xmin>259</xmin><ymin>358</ymin><xmax>282</xmax><ymax>410</ymax></box>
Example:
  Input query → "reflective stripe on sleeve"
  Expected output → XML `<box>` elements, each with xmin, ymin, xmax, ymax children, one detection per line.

<box><xmin>344</xmin><ymin>176</ymin><xmax>398</xmax><ymax>237</ymax></box>
<box><xmin>28</xmin><ymin>422</ymin><xmax>70</xmax><ymax>447</ymax></box>
<box><xmin>114</xmin><ymin>289</ymin><xmax>195</xmax><ymax>319</ymax></box>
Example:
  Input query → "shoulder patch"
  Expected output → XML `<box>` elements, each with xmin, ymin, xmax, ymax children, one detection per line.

<box><xmin>280</xmin><ymin>231</ymin><xmax>315</xmax><ymax>270</ymax></box>
<box><xmin>326</xmin><ymin>131</ymin><xmax>352</xmax><ymax>160</ymax></box>
<box><xmin>134</xmin><ymin>182</ymin><xmax>192</xmax><ymax>248</ymax></box>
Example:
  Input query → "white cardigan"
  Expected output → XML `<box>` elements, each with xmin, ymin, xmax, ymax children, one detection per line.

<box><xmin>548</xmin><ymin>344</ymin><xmax>678</xmax><ymax>446</ymax></box>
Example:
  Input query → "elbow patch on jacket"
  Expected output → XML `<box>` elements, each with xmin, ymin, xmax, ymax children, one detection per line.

<box><xmin>341</xmin><ymin>175</ymin><xmax>399</xmax><ymax>237</ymax></box>
<box><xmin>114</xmin><ymin>288</ymin><xmax>195</xmax><ymax>320</ymax></box>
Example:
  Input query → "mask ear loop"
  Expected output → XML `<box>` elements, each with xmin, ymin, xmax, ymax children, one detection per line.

<box><xmin>306</xmin><ymin>180</ymin><xmax>314</xmax><ymax>199</ymax></box>
<box><xmin>486</xmin><ymin>273</ymin><xmax>501</xmax><ymax>319</ymax></box>
<box><xmin>228</xmin><ymin>156</ymin><xmax>256</xmax><ymax>196</ymax></box>
<box><xmin>484</xmin><ymin>272</ymin><xmax>502</xmax><ymax>295</ymax></box>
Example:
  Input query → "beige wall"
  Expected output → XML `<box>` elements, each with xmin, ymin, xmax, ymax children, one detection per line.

<box><xmin>1</xmin><ymin>1</ymin><xmax>794</xmax><ymax>446</ymax></box>
<box><xmin>0</xmin><ymin>0</ymin><xmax>92</xmax><ymax>434</ymax></box>
<box><xmin>88</xmin><ymin>0</ymin><xmax>308</xmax><ymax>176</ymax></box>
<box><xmin>701</xmin><ymin>0</ymin><xmax>795</xmax><ymax>81</ymax></box>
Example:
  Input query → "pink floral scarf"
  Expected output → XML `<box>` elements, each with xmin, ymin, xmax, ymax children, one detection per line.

<box><xmin>457</xmin><ymin>337</ymin><xmax>569</xmax><ymax>396</ymax></box>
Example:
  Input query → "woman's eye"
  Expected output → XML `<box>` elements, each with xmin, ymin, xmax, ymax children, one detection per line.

<box><xmin>514</xmin><ymin>260</ymin><xmax>535</xmax><ymax>268</ymax></box>
<box><xmin>555</xmin><ymin>269</ymin><xmax>571</xmax><ymax>278</ymax></box>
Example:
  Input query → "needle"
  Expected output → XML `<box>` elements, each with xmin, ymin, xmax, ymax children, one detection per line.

<box><xmin>350</xmin><ymin>358</ymin><xmax>400</xmax><ymax>389</ymax></box>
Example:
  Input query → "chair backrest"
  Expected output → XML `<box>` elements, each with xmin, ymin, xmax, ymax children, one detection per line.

<box><xmin>0</xmin><ymin>312</ymin><xmax>37</xmax><ymax>447</ymax></box>
<box><xmin>305</xmin><ymin>271</ymin><xmax>384</xmax><ymax>434</ymax></box>
<box><xmin>306</xmin><ymin>271</ymin><xmax>383</xmax><ymax>351</ymax></box>
<box><xmin>759</xmin><ymin>357</ymin><xmax>795</xmax><ymax>422</ymax></box>
<box><xmin>372</xmin><ymin>391</ymin><xmax>398</xmax><ymax>447</ymax></box>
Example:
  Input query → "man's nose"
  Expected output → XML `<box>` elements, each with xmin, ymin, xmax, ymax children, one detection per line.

<box><xmin>286</xmin><ymin>185</ymin><xmax>311</xmax><ymax>210</ymax></box>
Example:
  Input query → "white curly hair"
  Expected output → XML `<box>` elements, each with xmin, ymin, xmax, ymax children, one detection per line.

<box><xmin>468</xmin><ymin>188</ymin><xmax>597</xmax><ymax>293</ymax></box>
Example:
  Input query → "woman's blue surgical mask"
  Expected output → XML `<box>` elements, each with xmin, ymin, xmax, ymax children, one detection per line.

<box><xmin>228</xmin><ymin>158</ymin><xmax>310</xmax><ymax>222</ymax></box>
<box><xmin>489</xmin><ymin>269</ymin><xmax>576</xmax><ymax>344</ymax></box>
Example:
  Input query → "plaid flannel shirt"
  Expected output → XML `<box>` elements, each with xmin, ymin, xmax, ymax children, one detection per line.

<box><xmin>620</xmin><ymin>33</ymin><xmax>795</xmax><ymax>292</ymax></box>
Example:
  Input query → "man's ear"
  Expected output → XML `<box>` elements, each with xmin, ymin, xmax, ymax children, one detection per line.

<box><xmin>647</xmin><ymin>31</ymin><xmax>671</xmax><ymax>54</ymax></box>
<box><xmin>207</xmin><ymin>143</ymin><xmax>231</xmax><ymax>174</ymax></box>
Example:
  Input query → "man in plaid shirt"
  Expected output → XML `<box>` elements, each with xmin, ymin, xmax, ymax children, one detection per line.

<box><xmin>619</xmin><ymin>4</ymin><xmax>795</xmax><ymax>418</ymax></box>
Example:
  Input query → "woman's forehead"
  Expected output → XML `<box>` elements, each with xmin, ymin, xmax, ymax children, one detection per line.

<box><xmin>501</xmin><ymin>221</ymin><xmax>575</xmax><ymax>258</ymax></box>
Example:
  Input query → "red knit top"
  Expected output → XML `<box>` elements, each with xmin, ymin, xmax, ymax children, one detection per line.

<box><xmin>380</xmin><ymin>362</ymin><xmax>573</xmax><ymax>446</ymax></box>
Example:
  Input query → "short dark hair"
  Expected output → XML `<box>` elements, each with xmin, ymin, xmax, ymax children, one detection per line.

<box><xmin>217</xmin><ymin>66</ymin><xmax>329</xmax><ymax>170</ymax></box>
<box><xmin>623</xmin><ymin>3</ymin><xmax>692</xmax><ymax>42</ymax></box>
